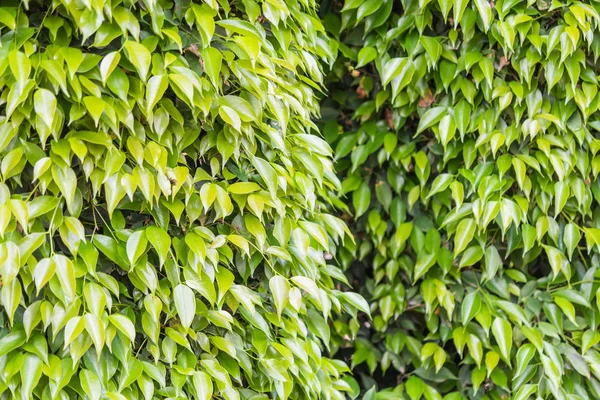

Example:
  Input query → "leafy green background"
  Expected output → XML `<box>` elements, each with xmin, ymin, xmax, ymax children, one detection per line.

<box><xmin>319</xmin><ymin>0</ymin><xmax>600</xmax><ymax>398</ymax></box>
<box><xmin>2</xmin><ymin>0</ymin><xmax>600</xmax><ymax>399</ymax></box>
<box><xmin>0</xmin><ymin>0</ymin><xmax>358</xmax><ymax>399</ymax></box>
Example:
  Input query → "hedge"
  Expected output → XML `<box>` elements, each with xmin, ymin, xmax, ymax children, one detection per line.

<box><xmin>4</xmin><ymin>0</ymin><xmax>600</xmax><ymax>399</ymax></box>
<box><xmin>321</xmin><ymin>0</ymin><xmax>600</xmax><ymax>398</ymax></box>
<box><xmin>0</xmin><ymin>0</ymin><xmax>361</xmax><ymax>399</ymax></box>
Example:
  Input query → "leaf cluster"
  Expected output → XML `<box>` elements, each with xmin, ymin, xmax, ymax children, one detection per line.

<box><xmin>0</xmin><ymin>0</ymin><xmax>360</xmax><ymax>399</ymax></box>
<box><xmin>320</xmin><ymin>0</ymin><xmax>600</xmax><ymax>398</ymax></box>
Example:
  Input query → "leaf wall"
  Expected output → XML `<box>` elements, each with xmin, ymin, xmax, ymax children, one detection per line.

<box><xmin>0</xmin><ymin>0</ymin><xmax>358</xmax><ymax>399</ymax></box>
<box><xmin>321</xmin><ymin>0</ymin><xmax>600</xmax><ymax>398</ymax></box>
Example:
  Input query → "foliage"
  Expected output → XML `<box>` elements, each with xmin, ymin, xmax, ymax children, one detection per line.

<box><xmin>0</xmin><ymin>0</ymin><xmax>364</xmax><ymax>399</ymax></box>
<box><xmin>320</xmin><ymin>0</ymin><xmax>600</xmax><ymax>398</ymax></box>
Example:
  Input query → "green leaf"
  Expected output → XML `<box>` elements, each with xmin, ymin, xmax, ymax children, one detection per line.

<box><xmin>53</xmin><ymin>255</ymin><xmax>76</xmax><ymax>302</ymax></box>
<box><xmin>219</xmin><ymin>105</ymin><xmax>241</xmax><ymax>131</ymax></box>
<box><xmin>299</xmin><ymin>220</ymin><xmax>329</xmax><ymax>248</ymax></box>
<box><xmin>340</xmin><ymin>292</ymin><xmax>371</xmax><ymax>317</ymax></box>
<box><xmin>426</xmin><ymin>174</ymin><xmax>453</xmax><ymax>199</ymax></box>
<box><xmin>192</xmin><ymin>371</ymin><xmax>213</xmax><ymax>400</ymax></box>
<box><xmin>0</xmin><ymin>327</ymin><xmax>26</xmax><ymax>357</ymax></box>
<box><xmin>541</xmin><ymin>353</ymin><xmax>562</xmax><ymax>390</ymax></box>
<box><xmin>100</xmin><ymin>51</ymin><xmax>121</xmax><ymax>85</ymax></box>
<box><xmin>146</xmin><ymin>74</ymin><xmax>169</xmax><ymax>113</ymax></box>
<box><xmin>454</xmin><ymin>218</ymin><xmax>476</xmax><ymax>256</ymax></box>
<box><xmin>174</xmin><ymin>284</ymin><xmax>196</xmax><ymax>329</ymax></box>
<box><xmin>495</xmin><ymin>300</ymin><xmax>530</xmax><ymax>326</ymax></box>
<box><xmin>420</xmin><ymin>36</ymin><xmax>442</xmax><ymax>63</ymax></box>
<box><xmin>228</xmin><ymin>182</ymin><xmax>261</xmax><ymax>194</ymax></box>
<box><xmin>405</xmin><ymin>376</ymin><xmax>424</xmax><ymax>400</ymax></box>
<box><xmin>109</xmin><ymin>314</ymin><xmax>136</xmax><ymax>342</ymax></box>
<box><xmin>513</xmin><ymin>385</ymin><xmax>537</xmax><ymax>400</ymax></box>
<box><xmin>461</xmin><ymin>291</ymin><xmax>481</xmax><ymax>325</ymax></box>
<box><xmin>467</xmin><ymin>334</ymin><xmax>483</xmax><ymax>367</ymax></box>
<box><xmin>124</xmin><ymin>41</ymin><xmax>151</xmax><ymax>81</ymax></box>
<box><xmin>80</xmin><ymin>369</ymin><xmax>102</xmax><ymax>400</ymax></box>
<box><xmin>0</xmin><ymin>9</ymin><xmax>16</xmax><ymax>29</ymax></box>
<box><xmin>484</xmin><ymin>245</ymin><xmax>502</xmax><ymax>281</ymax></box>
<box><xmin>438</xmin><ymin>115</ymin><xmax>456</xmax><ymax>147</ymax></box>
<box><xmin>413</xmin><ymin>251</ymin><xmax>436</xmax><ymax>282</ymax></box>
<box><xmin>554</xmin><ymin>181</ymin><xmax>569</xmax><ymax>216</ymax></box>
<box><xmin>555</xmin><ymin>296</ymin><xmax>577</xmax><ymax>325</ymax></box>
<box><xmin>356</xmin><ymin>47</ymin><xmax>377</xmax><ymax>68</ymax></box>
<box><xmin>341</xmin><ymin>0</ymin><xmax>364</xmax><ymax>11</ymax></box>
<box><xmin>126</xmin><ymin>230</ymin><xmax>148</xmax><ymax>266</ymax></box>
<box><xmin>227</xmin><ymin>234</ymin><xmax>250</xmax><ymax>256</ymax></box>
<box><xmin>381</xmin><ymin>58</ymin><xmax>407</xmax><ymax>86</ymax></box>
<box><xmin>474</xmin><ymin>0</ymin><xmax>492</xmax><ymax>31</ymax></box>
<box><xmin>107</xmin><ymin>67</ymin><xmax>130</xmax><ymax>101</ymax></box>
<box><xmin>491</xmin><ymin>317</ymin><xmax>512</xmax><ymax>365</ymax></box>
<box><xmin>84</xmin><ymin>313</ymin><xmax>106</xmax><ymax>358</ymax></box>
<box><xmin>216</xmin><ymin>19</ymin><xmax>262</xmax><ymax>38</ymax></box>
<box><xmin>51</xmin><ymin>166</ymin><xmax>77</xmax><ymax>213</ymax></box>
<box><xmin>353</xmin><ymin>181</ymin><xmax>371</xmax><ymax>218</ymax></box>
<box><xmin>554</xmin><ymin>289</ymin><xmax>591</xmax><ymax>308</ymax></box>
<box><xmin>83</xmin><ymin>96</ymin><xmax>105</xmax><ymax>126</ymax></box>
<box><xmin>433</xmin><ymin>347</ymin><xmax>446</xmax><ymax>373</ymax></box>
<box><xmin>20</xmin><ymin>354</ymin><xmax>43</xmax><ymax>399</ymax></box>
<box><xmin>83</xmin><ymin>282</ymin><xmax>106</xmax><ymax>317</ymax></box>
<box><xmin>33</xmin><ymin>88</ymin><xmax>56</xmax><ymax>128</ymax></box>
<box><xmin>269</xmin><ymin>275</ymin><xmax>290</xmax><ymax>319</ymax></box>
<box><xmin>9</xmin><ymin>50</ymin><xmax>31</xmax><ymax>85</ymax></box>
<box><xmin>357</xmin><ymin>0</ymin><xmax>383</xmax><ymax>21</ymax></box>
<box><xmin>563</xmin><ymin>223</ymin><xmax>579</xmax><ymax>260</ymax></box>
<box><xmin>146</xmin><ymin>226</ymin><xmax>171</xmax><ymax>266</ymax></box>
<box><xmin>514</xmin><ymin>344</ymin><xmax>536</xmax><ymax>376</ymax></box>
<box><xmin>202</xmin><ymin>47</ymin><xmax>222</xmax><ymax>88</ymax></box>
<box><xmin>2</xmin><ymin>279</ymin><xmax>21</xmax><ymax>325</ymax></box>
<box><xmin>544</xmin><ymin>245</ymin><xmax>565</xmax><ymax>279</ymax></box>
<box><xmin>64</xmin><ymin>316</ymin><xmax>85</xmax><ymax>347</ymax></box>
<box><xmin>416</xmin><ymin>107</ymin><xmax>446</xmax><ymax>134</ymax></box>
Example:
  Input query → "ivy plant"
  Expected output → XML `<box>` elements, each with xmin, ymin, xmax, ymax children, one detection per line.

<box><xmin>321</xmin><ymin>0</ymin><xmax>600</xmax><ymax>398</ymax></box>
<box><xmin>0</xmin><ymin>0</ymin><xmax>364</xmax><ymax>399</ymax></box>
